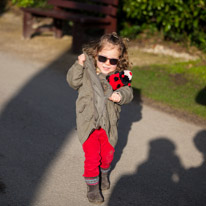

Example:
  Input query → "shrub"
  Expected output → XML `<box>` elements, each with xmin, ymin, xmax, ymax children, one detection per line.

<box><xmin>121</xmin><ymin>0</ymin><xmax>206</xmax><ymax>51</ymax></box>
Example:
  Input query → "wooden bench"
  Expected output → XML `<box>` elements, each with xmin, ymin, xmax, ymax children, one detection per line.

<box><xmin>21</xmin><ymin>0</ymin><xmax>119</xmax><ymax>53</ymax></box>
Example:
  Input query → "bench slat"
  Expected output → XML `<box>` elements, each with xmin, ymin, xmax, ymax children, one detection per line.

<box><xmin>48</xmin><ymin>0</ymin><xmax>118</xmax><ymax>7</ymax></box>
<box><xmin>84</xmin><ymin>0</ymin><xmax>118</xmax><ymax>6</ymax></box>
<box><xmin>48</xmin><ymin>0</ymin><xmax>117</xmax><ymax>16</ymax></box>
<box><xmin>22</xmin><ymin>7</ymin><xmax>111</xmax><ymax>23</ymax></box>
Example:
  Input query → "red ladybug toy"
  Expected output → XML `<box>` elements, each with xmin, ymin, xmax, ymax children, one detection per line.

<box><xmin>106</xmin><ymin>70</ymin><xmax>132</xmax><ymax>91</ymax></box>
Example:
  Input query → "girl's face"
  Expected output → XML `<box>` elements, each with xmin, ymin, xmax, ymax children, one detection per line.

<box><xmin>96</xmin><ymin>43</ymin><xmax>120</xmax><ymax>75</ymax></box>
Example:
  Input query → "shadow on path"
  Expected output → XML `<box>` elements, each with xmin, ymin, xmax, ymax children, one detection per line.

<box><xmin>111</xmin><ymin>88</ymin><xmax>142</xmax><ymax>171</ymax></box>
<box><xmin>108</xmin><ymin>130</ymin><xmax>206</xmax><ymax>206</ymax></box>
<box><xmin>108</xmin><ymin>138</ymin><xmax>184</xmax><ymax>206</ymax></box>
<box><xmin>196</xmin><ymin>86</ymin><xmax>206</xmax><ymax>106</ymax></box>
<box><xmin>179</xmin><ymin>130</ymin><xmax>206</xmax><ymax>206</ymax></box>
<box><xmin>0</xmin><ymin>50</ymin><xmax>77</xmax><ymax>205</ymax></box>
<box><xmin>0</xmin><ymin>0</ymin><xmax>7</xmax><ymax>15</ymax></box>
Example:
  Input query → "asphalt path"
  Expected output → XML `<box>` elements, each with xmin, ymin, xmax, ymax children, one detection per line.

<box><xmin>0</xmin><ymin>50</ymin><xmax>206</xmax><ymax>206</ymax></box>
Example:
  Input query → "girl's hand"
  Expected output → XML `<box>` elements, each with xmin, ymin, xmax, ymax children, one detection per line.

<box><xmin>109</xmin><ymin>92</ymin><xmax>121</xmax><ymax>103</ymax></box>
<box><xmin>78</xmin><ymin>54</ymin><xmax>86</xmax><ymax>66</ymax></box>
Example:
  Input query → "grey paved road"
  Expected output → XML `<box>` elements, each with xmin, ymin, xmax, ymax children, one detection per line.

<box><xmin>0</xmin><ymin>50</ymin><xmax>206</xmax><ymax>206</ymax></box>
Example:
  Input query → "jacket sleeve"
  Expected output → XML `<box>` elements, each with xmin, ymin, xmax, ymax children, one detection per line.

<box><xmin>66</xmin><ymin>61</ymin><xmax>84</xmax><ymax>90</ymax></box>
<box><xmin>116</xmin><ymin>86</ymin><xmax>133</xmax><ymax>105</ymax></box>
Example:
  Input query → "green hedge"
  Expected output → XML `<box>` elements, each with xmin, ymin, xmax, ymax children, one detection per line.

<box><xmin>121</xmin><ymin>0</ymin><xmax>206</xmax><ymax>51</ymax></box>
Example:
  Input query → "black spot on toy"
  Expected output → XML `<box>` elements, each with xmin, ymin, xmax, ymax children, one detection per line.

<box><xmin>114</xmin><ymin>77</ymin><xmax>119</xmax><ymax>81</ymax></box>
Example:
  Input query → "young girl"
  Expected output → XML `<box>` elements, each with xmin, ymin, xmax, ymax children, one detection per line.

<box><xmin>67</xmin><ymin>32</ymin><xmax>133</xmax><ymax>204</ymax></box>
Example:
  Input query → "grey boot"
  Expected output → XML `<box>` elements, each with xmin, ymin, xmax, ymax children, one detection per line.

<box><xmin>85</xmin><ymin>177</ymin><xmax>104</xmax><ymax>204</ymax></box>
<box><xmin>100</xmin><ymin>167</ymin><xmax>110</xmax><ymax>190</ymax></box>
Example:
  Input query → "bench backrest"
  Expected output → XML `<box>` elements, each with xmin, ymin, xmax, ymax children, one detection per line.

<box><xmin>48</xmin><ymin>0</ymin><xmax>118</xmax><ymax>17</ymax></box>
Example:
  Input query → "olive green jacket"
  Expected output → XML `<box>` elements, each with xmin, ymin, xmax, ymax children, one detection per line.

<box><xmin>66</xmin><ymin>53</ymin><xmax>133</xmax><ymax>147</ymax></box>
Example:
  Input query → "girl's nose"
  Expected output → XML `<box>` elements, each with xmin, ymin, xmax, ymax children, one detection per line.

<box><xmin>105</xmin><ymin>59</ymin><xmax>110</xmax><ymax>65</ymax></box>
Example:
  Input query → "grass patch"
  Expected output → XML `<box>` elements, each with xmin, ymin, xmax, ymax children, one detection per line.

<box><xmin>132</xmin><ymin>60</ymin><xmax>206</xmax><ymax>120</ymax></box>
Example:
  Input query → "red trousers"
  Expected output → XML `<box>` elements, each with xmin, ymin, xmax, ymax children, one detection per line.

<box><xmin>82</xmin><ymin>128</ymin><xmax>115</xmax><ymax>177</ymax></box>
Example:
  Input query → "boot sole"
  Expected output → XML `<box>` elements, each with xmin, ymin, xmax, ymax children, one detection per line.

<box><xmin>88</xmin><ymin>199</ymin><xmax>104</xmax><ymax>204</ymax></box>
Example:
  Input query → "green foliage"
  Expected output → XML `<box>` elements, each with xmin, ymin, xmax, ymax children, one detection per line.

<box><xmin>121</xmin><ymin>0</ymin><xmax>206</xmax><ymax>51</ymax></box>
<box><xmin>12</xmin><ymin>0</ymin><xmax>47</xmax><ymax>8</ymax></box>
<box><xmin>120</xmin><ymin>23</ymin><xmax>141</xmax><ymax>38</ymax></box>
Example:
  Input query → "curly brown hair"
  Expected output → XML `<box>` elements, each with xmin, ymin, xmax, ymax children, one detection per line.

<box><xmin>83</xmin><ymin>32</ymin><xmax>130</xmax><ymax>71</ymax></box>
